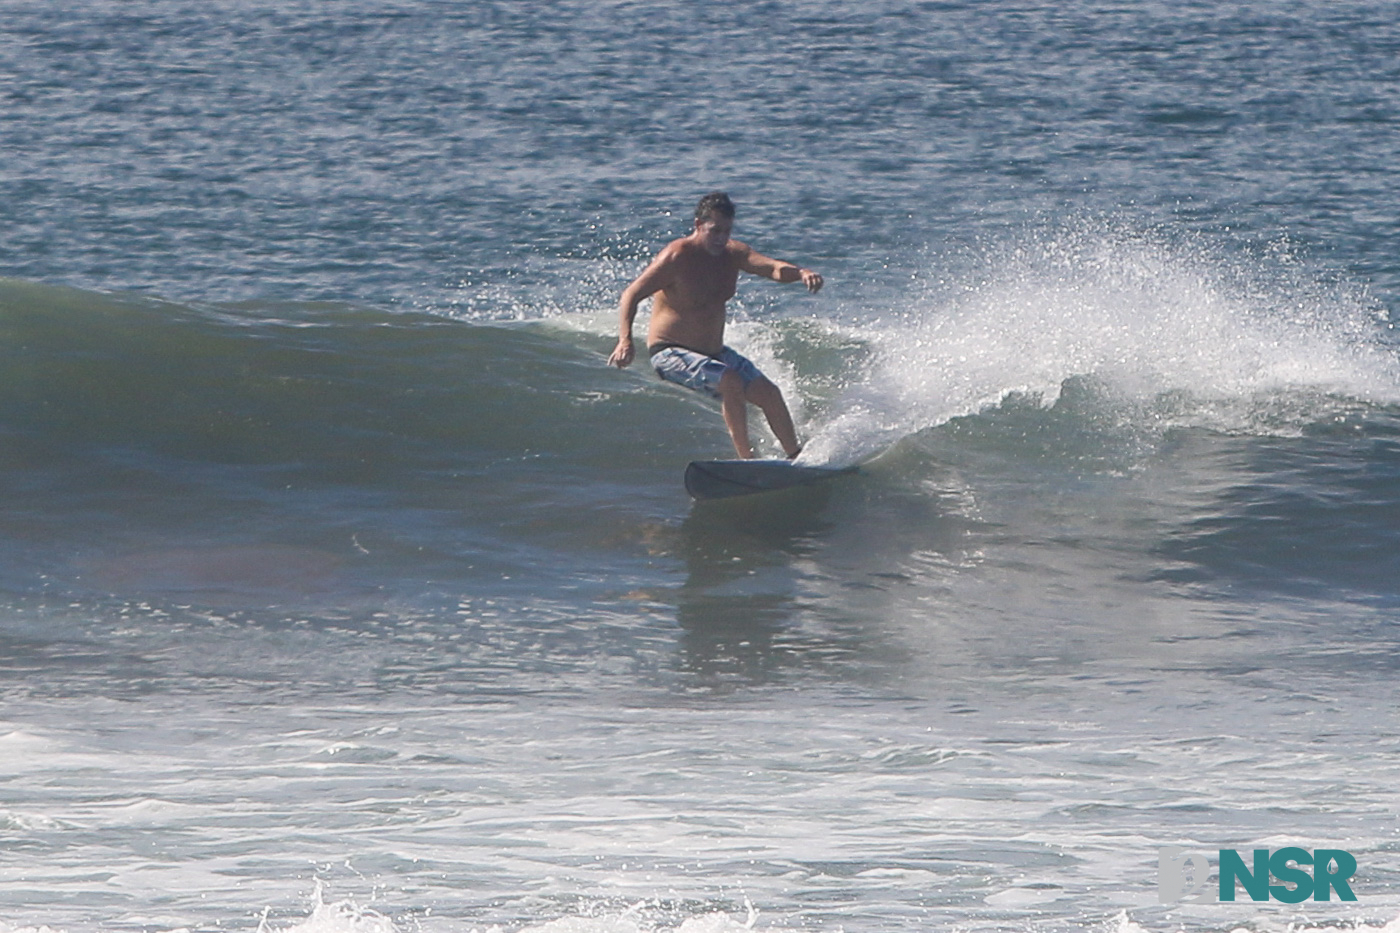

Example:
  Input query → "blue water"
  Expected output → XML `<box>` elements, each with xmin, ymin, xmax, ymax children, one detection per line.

<box><xmin>4</xmin><ymin>3</ymin><xmax>1400</xmax><ymax>932</ymax></box>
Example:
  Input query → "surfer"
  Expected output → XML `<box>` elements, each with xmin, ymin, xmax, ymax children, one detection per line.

<box><xmin>607</xmin><ymin>192</ymin><xmax>823</xmax><ymax>460</ymax></box>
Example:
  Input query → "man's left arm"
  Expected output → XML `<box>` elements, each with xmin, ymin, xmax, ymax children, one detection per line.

<box><xmin>738</xmin><ymin>244</ymin><xmax>823</xmax><ymax>293</ymax></box>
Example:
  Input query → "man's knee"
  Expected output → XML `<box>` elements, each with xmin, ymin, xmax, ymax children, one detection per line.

<box><xmin>745</xmin><ymin>376</ymin><xmax>782</xmax><ymax>408</ymax></box>
<box><xmin>718</xmin><ymin>368</ymin><xmax>746</xmax><ymax>398</ymax></box>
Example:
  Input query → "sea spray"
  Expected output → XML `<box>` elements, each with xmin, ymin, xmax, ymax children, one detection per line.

<box><xmin>802</xmin><ymin>224</ymin><xmax>1400</xmax><ymax>465</ymax></box>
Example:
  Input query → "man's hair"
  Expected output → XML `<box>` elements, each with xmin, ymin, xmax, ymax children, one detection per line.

<box><xmin>695</xmin><ymin>191</ymin><xmax>736</xmax><ymax>224</ymax></box>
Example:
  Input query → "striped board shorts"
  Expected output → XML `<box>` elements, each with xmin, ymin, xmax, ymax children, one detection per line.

<box><xmin>649</xmin><ymin>344</ymin><xmax>763</xmax><ymax>400</ymax></box>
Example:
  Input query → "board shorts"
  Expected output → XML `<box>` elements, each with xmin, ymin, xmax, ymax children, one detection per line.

<box><xmin>649</xmin><ymin>344</ymin><xmax>764</xmax><ymax>400</ymax></box>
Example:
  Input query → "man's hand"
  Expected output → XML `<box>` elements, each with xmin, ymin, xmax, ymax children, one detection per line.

<box><xmin>607</xmin><ymin>336</ymin><xmax>635</xmax><ymax>368</ymax></box>
<box><xmin>799</xmin><ymin>268</ymin><xmax>823</xmax><ymax>293</ymax></box>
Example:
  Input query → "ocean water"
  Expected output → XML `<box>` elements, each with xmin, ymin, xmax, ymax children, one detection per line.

<box><xmin>4</xmin><ymin>2</ymin><xmax>1400</xmax><ymax>931</ymax></box>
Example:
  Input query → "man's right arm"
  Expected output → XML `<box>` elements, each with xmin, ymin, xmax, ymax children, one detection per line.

<box><xmin>608</xmin><ymin>246</ymin><xmax>675</xmax><ymax>368</ymax></box>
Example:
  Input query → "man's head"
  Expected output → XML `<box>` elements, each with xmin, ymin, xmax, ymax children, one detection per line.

<box><xmin>695</xmin><ymin>191</ymin><xmax>735</xmax><ymax>225</ymax></box>
<box><xmin>693</xmin><ymin>191</ymin><xmax>735</xmax><ymax>255</ymax></box>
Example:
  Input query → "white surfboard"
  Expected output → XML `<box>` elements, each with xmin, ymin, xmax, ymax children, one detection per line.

<box><xmin>684</xmin><ymin>459</ymin><xmax>857</xmax><ymax>500</ymax></box>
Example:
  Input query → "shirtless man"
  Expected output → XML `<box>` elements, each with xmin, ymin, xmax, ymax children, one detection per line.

<box><xmin>606</xmin><ymin>192</ymin><xmax>823</xmax><ymax>459</ymax></box>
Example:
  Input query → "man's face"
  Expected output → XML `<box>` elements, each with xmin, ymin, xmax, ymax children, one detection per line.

<box><xmin>695</xmin><ymin>216</ymin><xmax>732</xmax><ymax>255</ymax></box>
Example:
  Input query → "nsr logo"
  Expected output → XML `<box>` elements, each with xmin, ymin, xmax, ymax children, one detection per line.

<box><xmin>1159</xmin><ymin>847</ymin><xmax>1358</xmax><ymax>904</ymax></box>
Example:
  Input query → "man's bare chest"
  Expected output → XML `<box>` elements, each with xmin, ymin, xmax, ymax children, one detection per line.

<box><xmin>668</xmin><ymin>256</ymin><xmax>738</xmax><ymax>308</ymax></box>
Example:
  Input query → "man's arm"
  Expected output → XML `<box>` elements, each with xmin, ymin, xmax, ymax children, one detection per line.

<box><xmin>607</xmin><ymin>246</ymin><xmax>677</xmax><ymax>368</ymax></box>
<box><xmin>737</xmin><ymin>243</ymin><xmax>823</xmax><ymax>293</ymax></box>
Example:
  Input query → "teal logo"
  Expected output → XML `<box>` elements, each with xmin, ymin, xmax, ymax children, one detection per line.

<box><xmin>1158</xmin><ymin>847</ymin><xmax>1357</xmax><ymax>904</ymax></box>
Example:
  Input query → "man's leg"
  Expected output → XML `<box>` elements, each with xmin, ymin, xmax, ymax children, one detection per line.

<box><xmin>722</xmin><ymin>369</ymin><xmax>756</xmax><ymax>456</ymax></box>
<box><xmin>746</xmin><ymin>376</ymin><xmax>801</xmax><ymax>458</ymax></box>
<box><xmin>718</xmin><ymin>369</ymin><xmax>755</xmax><ymax>458</ymax></box>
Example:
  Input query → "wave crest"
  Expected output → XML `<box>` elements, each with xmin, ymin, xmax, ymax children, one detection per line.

<box><xmin>804</xmin><ymin>224</ymin><xmax>1399</xmax><ymax>464</ymax></box>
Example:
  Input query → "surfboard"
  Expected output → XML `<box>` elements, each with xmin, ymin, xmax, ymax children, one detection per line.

<box><xmin>684</xmin><ymin>459</ymin><xmax>857</xmax><ymax>500</ymax></box>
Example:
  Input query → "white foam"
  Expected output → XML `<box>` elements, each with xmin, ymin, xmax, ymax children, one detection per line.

<box><xmin>1104</xmin><ymin>910</ymin><xmax>1400</xmax><ymax>933</ymax></box>
<box><xmin>248</xmin><ymin>889</ymin><xmax>800</xmax><ymax>933</ymax></box>
<box><xmin>802</xmin><ymin>224</ymin><xmax>1400</xmax><ymax>464</ymax></box>
<box><xmin>258</xmin><ymin>886</ymin><xmax>398</xmax><ymax>933</ymax></box>
<box><xmin>516</xmin><ymin>902</ymin><xmax>765</xmax><ymax>933</ymax></box>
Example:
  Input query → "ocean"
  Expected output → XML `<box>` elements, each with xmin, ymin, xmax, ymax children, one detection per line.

<box><xmin>3</xmin><ymin>2</ymin><xmax>1400</xmax><ymax>931</ymax></box>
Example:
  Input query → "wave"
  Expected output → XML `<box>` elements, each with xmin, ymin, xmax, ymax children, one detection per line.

<box><xmin>6</xmin><ymin>222</ymin><xmax>1400</xmax><ymax>609</ymax></box>
<box><xmin>6</xmin><ymin>220</ymin><xmax>1397</xmax><ymax>487</ymax></box>
<box><xmin>0</xmin><ymin>279</ymin><xmax>670</xmax><ymax>600</ymax></box>
<box><xmin>0</xmin><ymin>279</ymin><xmax>641</xmax><ymax>476</ymax></box>
<box><xmin>799</xmin><ymin>223</ymin><xmax>1400</xmax><ymax>464</ymax></box>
